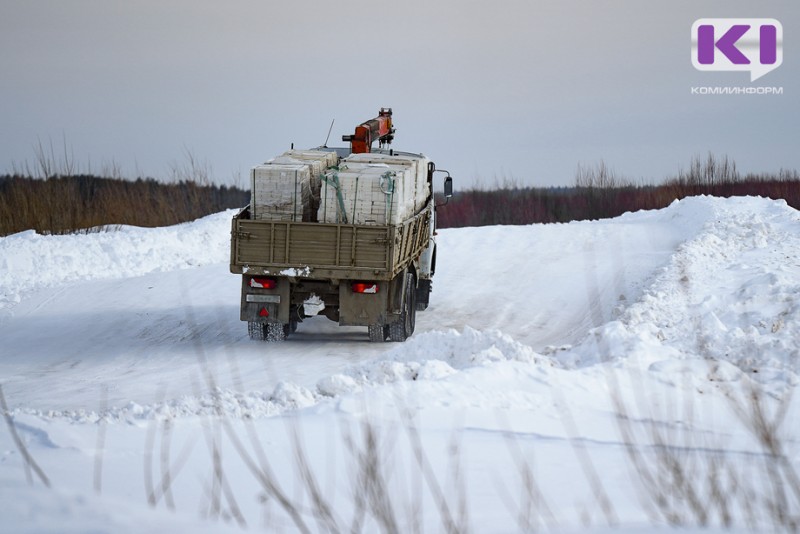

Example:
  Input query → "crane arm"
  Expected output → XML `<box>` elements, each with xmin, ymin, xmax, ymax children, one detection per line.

<box><xmin>342</xmin><ymin>108</ymin><xmax>395</xmax><ymax>154</ymax></box>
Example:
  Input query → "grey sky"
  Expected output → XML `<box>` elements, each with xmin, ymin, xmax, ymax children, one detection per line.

<box><xmin>1</xmin><ymin>1</ymin><xmax>797</xmax><ymax>188</ymax></box>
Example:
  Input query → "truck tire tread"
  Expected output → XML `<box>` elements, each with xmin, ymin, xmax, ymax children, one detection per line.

<box><xmin>248</xmin><ymin>321</ymin><xmax>268</xmax><ymax>341</ymax></box>
<box><xmin>368</xmin><ymin>324</ymin><xmax>388</xmax><ymax>342</ymax></box>
<box><xmin>389</xmin><ymin>273</ymin><xmax>416</xmax><ymax>342</ymax></box>
<box><xmin>266</xmin><ymin>322</ymin><xmax>288</xmax><ymax>342</ymax></box>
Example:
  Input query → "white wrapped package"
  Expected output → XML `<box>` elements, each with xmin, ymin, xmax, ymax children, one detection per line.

<box><xmin>317</xmin><ymin>163</ymin><xmax>416</xmax><ymax>225</ymax></box>
<box><xmin>265</xmin><ymin>150</ymin><xmax>340</xmax><ymax>222</ymax></box>
<box><xmin>344</xmin><ymin>152</ymin><xmax>431</xmax><ymax>212</ymax></box>
<box><xmin>251</xmin><ymin>163</ymin><xmax>312</xmax><ymax>221</ymax></box>
<box><xmin>282</xmin><ymin>149</ymin><xmax>339</xmax><ymax>169</ymax></box>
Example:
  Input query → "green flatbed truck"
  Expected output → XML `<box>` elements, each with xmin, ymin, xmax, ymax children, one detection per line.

<box><xmin>230</xmin><ymin>144</ymin><xmax>452</xmax><ymax>342</ymax></box>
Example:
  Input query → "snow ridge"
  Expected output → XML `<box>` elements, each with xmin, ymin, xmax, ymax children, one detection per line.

<box><xmin>0</xmin><ymin>210</ymin><xmax>236</xmax><ymax>310</ymax></box>
<box><xmin>15</xmin><ymin>327</ymin><xmax>554</xmax><ymax>423</ymax></box>
<box><xmin>562</xmin><ymin>196</ymin><xmax>800</xmax><ymax>394</ymax></box>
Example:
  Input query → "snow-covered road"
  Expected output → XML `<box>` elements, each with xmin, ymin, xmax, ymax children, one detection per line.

<box><xmin>1</xmin><ymin>196</ymin><xmax>799</xmax><ymax>532</ymax></box>
<box><xmin>0</xmin><ymin>200</ymin><xmax>709</xmax><ymax>411</ymax></box>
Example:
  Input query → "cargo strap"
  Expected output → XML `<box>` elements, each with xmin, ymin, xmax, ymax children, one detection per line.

<box><xmin>321</xmin><ymin>169</ymin><xmax>349</xmax><ymax>224</ymax></box>
<box><xmin>380</xmin><ymin>171</ymin><xmax>396</xmax><ymax>225</ymax></box>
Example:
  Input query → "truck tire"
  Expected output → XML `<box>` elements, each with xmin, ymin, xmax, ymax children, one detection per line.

<box><xmin>248</xmin><ymin>321</ymin><xmax>268</xmax><ymax>341</ymax></box>
<box><xmin>250</xmin><ymin>321</ymin><xmax>290</xmax><ymax>341</ymax></box>
<box><xmin>266</xmin><ymin>322</ymin><xmax>288</xmax><ymax>342</ymax></box>
<box><xmin>368</xmin><ymin>324</ymin><xmax>388</xmax><ymax>342</ymax></box>
<box><xmin>389</xmin><ymin>273</ymin><xmax>416</xmax><ymax>342</ymax></box>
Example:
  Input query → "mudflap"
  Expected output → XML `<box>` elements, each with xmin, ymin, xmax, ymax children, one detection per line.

<box><xmin>240</xmin><ymin>276</ymin><xmax>291</xmax><ymax>323</ymax></box>
<box><xmin>338</xmin><ymin>280</ymin><xmax>390</xmax><ymax>326</ymax></box>
<box><xmin>416</xmin><ymin>278</ymin><xmax>432</xmax><ymax>310</ymax></box>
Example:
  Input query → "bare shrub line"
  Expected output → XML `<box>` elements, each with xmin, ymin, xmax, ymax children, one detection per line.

<box><xmin>177</xmin><ymin>286</ymin><xmax>475</xmax><ymax>533</ymax></box>
<box><xmin>160</xmin><ymin>416</ymin><xmax>176</xmax><ymax>510</ymax></box>
<box><xmin>93</xmin><ymin>386</ymin><xmax>108</xmax><ymax>494</ymax></box>
<box><xmin>286</xmin><ymin>418</ymin><xmax>343</xmax><ymax>532</ymax></box>
<box><xmin>550</xmin><ymin>386</ymin><xmax>618</xmax><ymax>527</ymax></box>
<box><xmin>145</xmin><ymin>427</ymin><xmax>198</xmax><ymax>509</ymax></box>
<box><xmin>168</xmin><ymin>146</ymin><xmax>214</xmax><ymax>186</ymax></box>
<box><xmin>494</xmin><ymin>411</ymin><xmax>558</xmax><ymax>533</ymax></box>
<box><xmin>180</xmin><ymin>293</ymin><xmax>312</xmax><ymax>531</ymax></box>
<box><xmin>0</xmin><ymin>174</ymin><xmax>248</xmax><ymax>236</ymax></box>
<box><xmin>144</xmin><ymin>387</ymin><xmax>168</xmax><ymax>508</ymax></box>
<box><xmin>723</xmin><ymin>381</ymin><xmax>800</xmax><ymax>531</ymax></box>
<box><xmin>589</xmin><ymin>254</ymin><xmax>797</xmax><ymax>530</ymax></box>
<box><xmin>1</xmin><ymin>141</ymin><xmax>248</xmax><ymax>236</ymax></box>
<box><xmin>445</xmin><ymin>421</ymin><xmax>470</xmax><ymax>533</ymax></box>
<box><xmin>199</xmin><ymin>415</ymin><xmax>247</xmax><ymax>528</ymax></box>
<box><xmin>436</xmin><ymin>153</ymin><xmax>800</xmax><ymax>228</ymax></box>
<box><xmin>180</xmin><ymin>301</ymin><xmax>248</xmax><ymax>529</ymax></box>
<box><xmin>0</xmin><ymin>384</ymin><xmax>51</xmax><ymax>488</ymax></box>
<box><xmin>398</xmin><ymin>406</ymin><xmax>462</xmax><ymax>534</ymax></box>
<box><xmin>606</xmin><ymin>357</ymin><xmax>800</xmax><ymax>531</ymax></box>
<box><xmin>343</xmin><ymin>416</ymin><xmax>402</xmax><ymax>534</ymax></box>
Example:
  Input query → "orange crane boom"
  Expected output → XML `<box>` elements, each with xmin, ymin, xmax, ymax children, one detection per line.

<box><xmin>342</xmin><ymin>107</ymin><xmax>395</xmax><ymax>154</ymax></box>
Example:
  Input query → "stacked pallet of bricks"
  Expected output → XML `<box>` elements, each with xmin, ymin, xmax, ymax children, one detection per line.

<box><xmin>345</xmin><ymin>152</ymin><xmax>431</xmax><ymax>213</ymax></box>
<box><xmin>276</xmin><ymin>150</ymin><xmax>340</xmax><ymax>220</ymax></box>
<box><xmin>251</xmin><ymin>150</ymin><xmax>339</xmax><ymax>222</ymax></box>
<box><xmin>250</xmin><ymin>163</ymin><xmax>310</xmax><ymax>221</ymax></box>
<box><xmin>318</xmin><ymin>155</ymin><xmax>425</xmax><ymax>225</ymax></box>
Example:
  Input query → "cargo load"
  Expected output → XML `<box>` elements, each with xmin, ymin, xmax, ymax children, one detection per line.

<box><xmin>281</xmin><ymin>149</ymin><xmax>339</xmax><ymax>169</ymax></box>
<box><xmin>253</xmin><ymin>150</ymin><xmax>339</xmax><ymax>222</ymax></box>
<box><xmin>317</xmin><ymin>162</ymin><xmax>417</xmax><ymax>225</ymax></box>
<box><xmin>344</xmin><ymin>152</ymin><xmax>431</xmax><ymax>213</ymax></box>
<box><xmin>250</xmin><ymin>163</ymin><xmax>311</xmax><ymax>221</ymax></box>
<box><xmin>253</xmin><ymin>148</ymin><xmax>428</xmax><ymax>226</ymax></box>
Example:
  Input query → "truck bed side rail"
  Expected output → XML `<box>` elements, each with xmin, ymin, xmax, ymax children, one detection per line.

<box><xmin>230</xmin><ymin>205</ymin><xmax>431</xmax><ymax>281</ymax></box>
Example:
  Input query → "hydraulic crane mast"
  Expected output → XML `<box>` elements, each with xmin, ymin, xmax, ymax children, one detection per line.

<box><xmin>342</xmin><ymin>107</ymin><xmax>395</xmax><ymax>154</ymax></box>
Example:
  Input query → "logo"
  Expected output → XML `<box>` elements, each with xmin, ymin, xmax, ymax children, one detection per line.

<box><xmin>691</xmin><ymin>18</ymin><xmax>783</xmax><ymax>81</ymax></box>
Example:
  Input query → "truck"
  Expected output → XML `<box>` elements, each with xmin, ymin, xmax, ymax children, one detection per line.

<box><xmin>230</xmin><ymin>108</ymin><xmax>453</xmax><ymax>342</ymax></box>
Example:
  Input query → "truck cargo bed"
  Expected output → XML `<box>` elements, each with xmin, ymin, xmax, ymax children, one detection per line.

<box><xmin>230</xmin><ymin>205</ymin><xmax>431</xmax><ymax>281</ymax></box>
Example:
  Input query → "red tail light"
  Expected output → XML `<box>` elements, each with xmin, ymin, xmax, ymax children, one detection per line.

<box><xmin>351</xmin><ymin>282</ymin><xmax>379</xmax><ymax>294</ymax></box>
<box><xmin>250</xmin><ymin>277</ymin><xmax>277</xmax><ymax>289</ymax></box>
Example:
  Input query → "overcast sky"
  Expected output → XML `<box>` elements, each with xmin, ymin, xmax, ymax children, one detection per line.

<box><xmin>1</xmin><ymin>1</ymin><xmax>797</xmax><ymax>188</ymax></box>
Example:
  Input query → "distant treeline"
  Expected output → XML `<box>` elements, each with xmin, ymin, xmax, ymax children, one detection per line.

<box><xmin>2</xmin><ymin>154</ymin><xmax>797</xmax><ymax>235</ymax></box>
<box><xmin>437</xmin><ymin>155</ymin><xmax>800</xmax><ymax>228</ymax></box>
<box><xmin>0</xmin><ymin>174</ymin><xmax>248</xmax><ymax>236</ymax></box>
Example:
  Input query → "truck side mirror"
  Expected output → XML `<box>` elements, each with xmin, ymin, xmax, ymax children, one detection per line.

<box><xmin>443</xmin><ymin>176</ymin><xmax>453</xmax><ymax>198</ymax></box>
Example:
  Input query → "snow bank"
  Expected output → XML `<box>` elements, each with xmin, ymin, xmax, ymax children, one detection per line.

<box><xmin>2</xmin><ymin>483</ymin><xmax>243</xmax><ymax>534</ymax></box>
<box><xmin>15</xmin><ymin>326</ymin><xmax>554</xmax><ymax>423</ymax></box>
<box><xmin>0</xmin><ymin>210</ymin><xmax>236</xmax><ymax>310</ymax></box>
<box><xmin>319</xmin><ymin>326</ymin><xmax>551</xmax><ymax>393</ymax></box>
<box><xmin>561</xmin><ymin>196</ymin><xmax>800</xmax><ymax>395</ymax></box>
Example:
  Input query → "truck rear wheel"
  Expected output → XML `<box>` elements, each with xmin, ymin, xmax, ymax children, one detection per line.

<box><xmin>389</xmin><ymin>273</ymin><xmax>416</xmax><ymax>342</ymax></box>
<box><xmin>368</xmin><ymin>324</ymin><xmax>388</xmax><ymax>342</ymax></box>
<box><xmin>248</xmin><ymin>321</ymin><xmax>268</xmax><ymax>341</ymax></box>
<box><xmin>248</xmin><ymin>321</ymin><xmax>289</xmax><ymax>341</ymax></box>
<box><xmin>266</xmin><ymin>322</ymin><xmax>288</xmax><ymax>342</ymax></box>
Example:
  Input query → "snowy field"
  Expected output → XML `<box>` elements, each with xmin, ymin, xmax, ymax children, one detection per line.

<box><xmin>1</xmin><ymin>196</ymin><xmax>799</xmax><ymax>532</ymax></box>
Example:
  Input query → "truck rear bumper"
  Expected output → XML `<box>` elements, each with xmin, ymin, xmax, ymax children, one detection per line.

<box><xmin>240</xmin><ymin>274</ymin><xmax>404</xmax><ymax>327</ymax></box>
